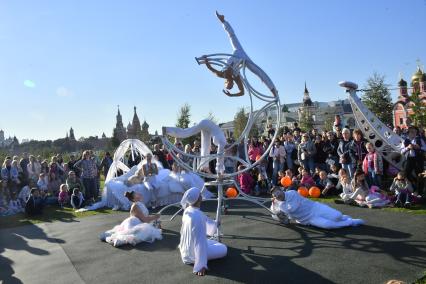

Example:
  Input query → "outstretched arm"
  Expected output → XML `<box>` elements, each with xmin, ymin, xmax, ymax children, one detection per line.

<box><xmin>204</xmin><ymin>59</ymin><xmax>224</xmax><ymax>78</ymax></box>
<box><xmin>223</xmin><ymin>75</ymin><xmax>244</xmax><ymax>97</ymax></box>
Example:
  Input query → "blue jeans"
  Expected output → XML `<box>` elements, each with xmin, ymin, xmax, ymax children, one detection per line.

<box><xmin>286</xmin><ymin>157</ymin><xmax>294</xmax><ymax>171</ymax></box>
<box><xmin>272</xmin><ymin>160</ymin><xmax>280</xmax><ymax>185</ymax></box>
<box><xmin>366</xmin><ymin>171</ymin><xmax>381</xmax><ymax>187</ymax></box>
<box><xmin>82</xmin><ymin>177</ymin><xmax>97</xmax><ymax>200</ymax></box>
<box><xmin>302</xmin><ymin>158</ymin><xmax>315</xmax><ymax>175</ymax></box>
<box><xmin>341</xmin><ymin>163</ymin><xmax>355</xmax><ymax>179</ymax></box>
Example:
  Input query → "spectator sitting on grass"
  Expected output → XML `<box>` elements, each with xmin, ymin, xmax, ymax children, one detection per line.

<box><xmin>25</xmin><ymin>188</ymin><xmax>45</xmax><ymax>216</ymax></box>
<box><xmin>18</xmin><ymin>180</ymin><xmax>33</xmax><ymax>207</ymax></box>
<box><xmin>66</xmin><ymin>171</ymin><xmax>85</xmax><ymax>196</ymax></box>
<box><xmin>58</xmin><ymin>184</ymin><xmax>69</xmax><ymax>208</ymax></box>
<box><xmin>37</xmin><ymin>173</ymin><xmax>48</xmax><ymax>193</ymax></box>
<box><xmin>47</xmin><ymin>172</ymin><xmax>61</xmax><ymax>197</ymax></box>
<box><xmin>300</xmin><ymin>168</ymin><xmax>315</xmax><ymax>188</ymax></box>
<box><xmin>8</xmin><ymin>192</ymin><xmax>23</xmax><ymax>214</ymax></box>
<box><xmin>71</xmin><ymin>188</ymin><xmax>84</xmax><ymax>210</ymax></box>
<box><xmin>254</xmin><ymin>173</ymin><xmax>270</xmax><ymax>196</ymax></box>
<box><xmin>283</xmin><ymin>169</ymin><xmax>298</xmax><ymax>190</ymax></box>
<box><xmin>317</xmin><ymin>170</ymin><xmax>335</xmax><ymax>196</ymax></box>
<box><xmin>390</xmin><ymin>172</ymin><xmax>413</xmax><ymax>208</ymax></box>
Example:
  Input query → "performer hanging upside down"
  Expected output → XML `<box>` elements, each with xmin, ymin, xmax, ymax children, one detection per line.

<box><xmin>201</xmin><ymin>55</ymin><xmax>245</xmax><ymax>97</ymax></box>
<box><xmin>179</xmin><ymin>187</ymin><xmax>227</xmax><ymax>276</ymax></box>
<box><xmin>163</xmin><ymin>119</ymin><xmax>226</xmax><ymax>174</ymax></box>
<box><xmin>100</xmin><ymin>191</ymin><xmax>162</xmax><ymax>247</ymax></box>
<box><xmin>199</xmin><ymin>11</ymin><xmax>278</xmax><ymax>97</ymax></box>
<box><xmin>270</xmin><ymin>187</ymin><xmax>364</xmax><ymax>229</ymax></box>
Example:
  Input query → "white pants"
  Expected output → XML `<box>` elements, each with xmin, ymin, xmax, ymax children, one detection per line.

<box><xmin>207</xmin><ymin>239</ymin><xmax>227</xmax><ymax>261</ymax></box>
<box><xmin>222</xmin><ymin>21</ymin><xmax>277</xmax><ymax>94</ymax></box>
<box><xmin>165</xmin><ymin>120</ymin><xmax>226</xmax><ymax>174</ymax></box>
<box><xmin>308</xmin><ymin>203</ymin><xmax>363</xmax><ymax>229</ymax></box>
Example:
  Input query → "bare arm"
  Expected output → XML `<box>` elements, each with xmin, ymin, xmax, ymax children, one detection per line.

<box><xmin>223</xmin><ymin>75</ymin><xmax>244</xmax><ymax>97</ymax></box>
<box><xmin>205</xmin><ymin>60</ymin><xmax>224</xmax><ymax>78</ymax></box>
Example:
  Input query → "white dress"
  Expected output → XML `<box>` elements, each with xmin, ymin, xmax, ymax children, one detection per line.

<box><xmin>100</xmin><ymin>202</ymin><xmax>162</xmax><ymax>247</ymax></box>
<box><xmin>179</xmin><ymin>206</ymin><xmax>227</xmax><ymax>273</ymax></box>
<box><xmin>271</xmin><ymin>190</ymin><xmax>364</xmax><ymax>229</ymax></box>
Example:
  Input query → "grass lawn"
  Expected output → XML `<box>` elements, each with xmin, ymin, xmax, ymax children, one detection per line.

<box><xmin>312</xmin><ymin>196</ymin><xmax>426</xmax><ymax>215</ymax></box>
<box><xmin>0</xmin><ymin>205</ymin><xmax>119</xmax><ymax>230</ymax></box>
<box><xmin>0</xmin><ymin>176</ymin><xmax>121</xmax><ymax>230</ymax></box>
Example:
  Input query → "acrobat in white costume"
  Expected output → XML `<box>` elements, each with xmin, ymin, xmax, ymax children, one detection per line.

<box><xmin>217</xmin><ymin>12</ymin><xmax>278</xmax><ymax>96</ymax></box>
<box><xmin>179</xmin><ymin>187</ymin><xmax>227</xmax><ymax>274</ymax></box>
<box><xmin>270</xmin><ymin>189</ymin><xmax>365</xmax><ymax>229</ymax></box>
<box><xmin>163</xmin><ymin>119</ymin><xmax>226</xmax><ymax>174</ymax></box>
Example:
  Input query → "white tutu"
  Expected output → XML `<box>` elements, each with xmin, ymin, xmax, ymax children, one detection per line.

<box><xmin>100</xmin><ymin>202</ymin><xmax>162</xmax><ymax>247</ymax></box>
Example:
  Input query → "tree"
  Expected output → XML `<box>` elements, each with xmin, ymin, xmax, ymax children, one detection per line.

<box><xmin>233</xmin><ymin>108</ymin><xmax>258</xmax><ymax>139</ymax></box>
<box><xmin>282</xmin><ymin>104</ymin><xmax>289</xmax><ymax>113</ymax></box>
<box><xmin>323</xmin><ymin>113</ymin><xmax>334</xmax><ymax>132</ymax></box>
<box><xmin>362</xmin><ymin>73</ymin><xmax>393</xmax><ymax>126</ymax></box>
<box><xmin>175</xmin><ymin>103</ymin><xmax>192</xmax><ymax>145</ymax></box>
<box><xmin>409</xmin><ymin>91</ymin><xmax>426</xmax><ymax>127</ymax></box>
<box><xmin>233</xmin><ymin>108</ymin><xmax>247</xmax><ymax>139</ymax></box>
<box><xmin>176</xmin><ymin>103</ymin><xmax>191</xmax><ymax>129</ymax></box>
<box><xmin>111</xmin><ymin>129</ymin><xmax>121</xmax><ymax>147</ymax></box>
<box><xmin>299</xmin><ymin>110</ymin><xmax>314</xmax><ymax>132</ymax></box>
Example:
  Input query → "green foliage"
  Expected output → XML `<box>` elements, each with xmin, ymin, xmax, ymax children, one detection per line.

<box><xmin>233</xmin><ymin>108</ymin><xmax>248</xmax><ymax>139</ymax></box>
<box><xmin>176</xmin><ymin>103</ymin><xmax>191</xmax><ymax>129</ymax></box>
<box><xmin>299</xmin><ymin>110</ymin><xmax>314</xmax><ymax>132</ymax></box>
<box><xmin>111</xmin><ymin>129</ymin><xmax>121</xmax><ymax>147</ymax></box>
<box><xmin>175</xmin><ymin>103</ymin><xmax>192</xmax><ymax>146</ymax></box>
<box><xmin>282</xmin><ymin>104</ymin><xmax>289</xmax><ymax>113</ymax></box>
<box><xmin>409</xmin><ymin>91</ymin><xmax>426</xmax><ymax>127</ymax></box>
<box><xmin>323</xmin><ymin>113</ymin><xmax>335</xmax><ymax>132</ymax></box>
<box><xmin>362</xmin><ymin>73</ymin><xmax>393</xmax><ymax>126</ymax></box>
<box><xmin>233</xmin><ymin>108</ymin><xmax>258</xmax><ymax>139</ymax></box>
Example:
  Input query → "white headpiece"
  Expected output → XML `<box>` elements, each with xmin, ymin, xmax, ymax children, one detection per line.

<box><xmin>181</xmin><ymin>187</ymin><xmax>201</xmax><ymax>209</ymax></box>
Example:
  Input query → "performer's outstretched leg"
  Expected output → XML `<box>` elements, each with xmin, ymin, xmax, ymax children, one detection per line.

<box><xmin>207</xmin><ymin>239</ymin><xmax>227</xmax><ymax>260</ymax></box>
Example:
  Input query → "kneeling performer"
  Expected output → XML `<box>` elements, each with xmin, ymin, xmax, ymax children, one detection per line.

<box><xmin>179</xmin><ymin>187</ymin><xmax>227</xmax><ymax>276</ymax></box>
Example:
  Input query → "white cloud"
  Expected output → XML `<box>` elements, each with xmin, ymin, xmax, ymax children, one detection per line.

<box><xmin>56</xmin><ymin>86</ymin><xmax>74</xmax><ymax>97</ymax></box>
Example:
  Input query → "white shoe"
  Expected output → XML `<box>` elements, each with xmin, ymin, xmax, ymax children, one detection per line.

<box><xmin>112</xmin><ymin>205</ymin><xmax>120</xmax><ymax>211</ymax></box>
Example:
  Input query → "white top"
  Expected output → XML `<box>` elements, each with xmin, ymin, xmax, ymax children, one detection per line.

<box><xmin>133</xmin><ymin>201</ymin><xmax>149</xmax><ymax>217</ymax></box>
<box><xmin>179</xmin><ymin>206</ymin><xmax>217</xmax><ymax>272</ymax></box>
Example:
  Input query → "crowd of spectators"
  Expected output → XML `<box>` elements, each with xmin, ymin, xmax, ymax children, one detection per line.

<box><xmin>1</xmin><ymin>121</ymin><xmax>425</xmax><ymax>217</ymax></box>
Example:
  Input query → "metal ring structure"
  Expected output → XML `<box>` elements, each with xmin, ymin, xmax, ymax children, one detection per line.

<box><xmin>339</xmin><ymin>81</ymin><xmax>406</xmax><ymax>170</ymax></box>
<box><xmin>159</xmin><ymin>53</ymin><xmax>281</xmax><ymax>241</ymax></box>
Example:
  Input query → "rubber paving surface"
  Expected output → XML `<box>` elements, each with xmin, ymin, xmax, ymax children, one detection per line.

<box><xmin>1</xmin><ymin>200</ymin><xmax>426</xmax><ymax>284</ymax></box>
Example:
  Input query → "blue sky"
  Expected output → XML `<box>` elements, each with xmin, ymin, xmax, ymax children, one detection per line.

<box><xmin>0</xmin><ymin>0</ymin><xmax>425</xmax><ymax>141</ymax></box>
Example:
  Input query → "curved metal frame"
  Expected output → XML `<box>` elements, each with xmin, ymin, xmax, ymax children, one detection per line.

<box><xmin>339</xmin><ymin>82</ymin><xmax>406</xmax><ymax>170</ymax></box>
<box><xmin>159</xmin><ymin>48</ymin><xmax>281</xmax><ymax>241</ymax></box>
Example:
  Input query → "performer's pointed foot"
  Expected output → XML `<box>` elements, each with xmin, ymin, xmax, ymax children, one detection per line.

<box><xmin>215</xmin><ymin>11</ymin><xmax>225</xmax><ymax>23</ymax></box>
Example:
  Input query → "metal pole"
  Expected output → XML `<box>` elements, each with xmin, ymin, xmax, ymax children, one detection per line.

<box><xmin>215</xmin><ymin>177</ymin><xmax>223</xmax><ymax>242</ymax></box>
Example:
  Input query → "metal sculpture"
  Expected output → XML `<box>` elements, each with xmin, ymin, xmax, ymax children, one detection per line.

<box><xmin>158</xmin><ymin>12</ymin><xmax>282</xmax><ymax>241</ymax></box>
<box><xmin>339</xmin><ymin>81</ymin><xmax>405</xmax><ymax>170</ymax></box>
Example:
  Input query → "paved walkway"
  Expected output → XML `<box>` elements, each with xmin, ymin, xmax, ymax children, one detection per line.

<box><xmin>1</xmin><ymin>201</ymin><xmax>425</xmax><ymax>284</ymax></box>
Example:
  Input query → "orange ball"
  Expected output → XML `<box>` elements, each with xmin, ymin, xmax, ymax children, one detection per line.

<box><xmin>309</xmin><ymin>186</ymin><xmax>321</xmax><ymax>198</ymax></box>
<box><xmin>255</xmin><ymin>155</ymin><xmax>262</xmax><ymax>161</ymax></box>
<box><xmin>298</xmin><ymin>187</ymin><xmax>309</xmax><ymax>197</ymax></box>
<box><xmin>226</xmin><ymin>187</ymin><xmax>238</xmax><ymax>198</ymax></box>
<box><xmin>281</xmin><ymin>176</ymin><xmax>292</xmax><ymax>187</ymax></box>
